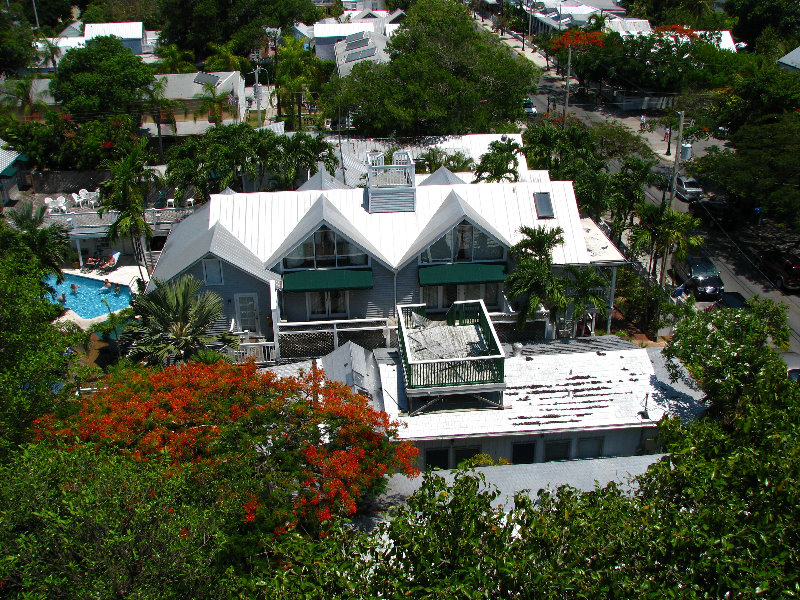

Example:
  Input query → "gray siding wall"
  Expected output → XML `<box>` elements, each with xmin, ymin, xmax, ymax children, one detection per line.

<box><xmin>281</xmin><ymin>291</ymin><xmax>308</xmax><ymax>322</ymax></box>
<box><xmin>184</xmin><ymin>257</ymin><xmax>271</xmax><ymax>334</ymax></box>
<box><xmin>395</xmin><ymin>262</ymin><xmax>419</xmax><ymax>305</ymax></box>
<box><xmin>349</xmin><ymin>263</ymin><xmax>395</xmax><ymax>319</ymax></box>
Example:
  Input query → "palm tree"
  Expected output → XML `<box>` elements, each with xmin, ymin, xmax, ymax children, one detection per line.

<box><xmin>6</xmin><ymin>201</ymin><xmax>70</xmax><ymax>282</ymax></box>
<box><xmin>204</xmin><ymin>41</ymin><xmax>250</xmax><ymax>74</ymax></box>
<box><xmin>585</xmin><ymin>13</ymin><xmax>608</xmax><ymax>32</ymax></box>
<box><xmin>474</xmin><ymin>139</ymin><xmax>523</xmax><ymax>183</ymax></box>
<box><xmin>154</xmin><ymin>43</ymin><xmax>196</xmax><ymax>73</ymax></box>
<box><xmin>193</xmin><ymin>82</ymin><xmax>233</xmax><ymax>126</ymax></box>
<box><xmin>609</xmin><ymin>156</ymin><xmax>662</xmax><ymax>243</ymax></box>
<box><xmin>36</xmin><ymin>34</ymin><xmax>61</xmax><ymax>72</ymax></box>
<box><xmin>99</xmin><ymin>139</ymin><xmax>164</xmax><ymax>283</ymax></box>
<box><xmin>628</xmin><ymin>201</ymin><xmax>702</xmax><ymax>284</ymax></box>
<box><xmin>417</xmin><ymin>148</ymin><xmax>475</xmax><ymax>174</ymax></box>
<box><xmin>562</xmin><ymin>265</ymin><xmax>608</xmax><ymax>337</ymax></box>
<box><xmin>274</xmin><ymin>133</ymin><xmax>337</xmax><ymax>190</ymax></box>
<box><xmin>142</xmin><ymin>77</ymin><xmax>186</xmax><ymax>161</ymax></box>
<box><xmin>0</xmin><ymin>75</ymin><xmax>49</xmax><ymax>120</ymax></box>
<box><xmin>122</xmin><ymin>274</ymin><xmax>223</xmax><ymax>365</ymax></box>
<box><xmin>276</xmin><ymin>36</ymin><xmax>320</xmax><ymax>131</ymax></box>
<box><xmin>506</xmin><ymin>225</ymin><xmax>567</xmax><ymax>329</ymax></box>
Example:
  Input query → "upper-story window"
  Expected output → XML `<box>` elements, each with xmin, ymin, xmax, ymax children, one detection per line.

<box><xmin>203</xmin><ymin>258</ymin><xmax>224</xmax><ymax>285</ymax></box>
<box><xmin>283</xmin><ymin>226</ymin><xmax>369</xmax><ymax>270</ymax></box>
<box><xmin>419</xmin><ymin>221</ymin><xmax>504</xmax><ymax>264</ymax></box>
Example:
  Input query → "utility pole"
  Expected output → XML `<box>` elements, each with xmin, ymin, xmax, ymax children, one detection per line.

<box><xmin>252</xmin><ymin>62</ymin><xmax>263</xmax><ymax>128</ymax></box>
<box><xmin>667</xmin><ymin>111</ymin><xmax>685</xmax><ymax>210</ymax></box>
<box><xmin>658</xmin><ymin>110</ymin><xmax>685</xmax><ymax>286</ymax></box>
<box><xmin>562</xmin><ymin>43</ymin><xmax>571</xmax><ymax>126</ymax></box>
<box><xmin>31</xmin><ymin>0</ymin><xmax>40</xmax><ymax>28</ymax></box>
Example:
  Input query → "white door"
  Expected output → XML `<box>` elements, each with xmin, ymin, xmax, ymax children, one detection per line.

<box><xmin>235</xmin><ymin>294</ymin><xmax>260</xmax><ymax>333</ymax></box>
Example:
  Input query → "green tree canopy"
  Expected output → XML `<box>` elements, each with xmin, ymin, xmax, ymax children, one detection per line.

<box><xmin>322</xmin><ymin>0</ymin><xmax>539</xmax><ymax>136</ymax></box>
<box><xmin>0</xmin><ymin>6</ymin><xmax>36</xmax><ymax>77</ymax></box>
<box><xmin>156</xmin><ymin>0</ymin><xmax>318</xmax><ymax>60</ymax></box>
<box><xmin>50</xmin><ymin>36</ymin><xmax>155</xmax><ymax>121</ymax></box>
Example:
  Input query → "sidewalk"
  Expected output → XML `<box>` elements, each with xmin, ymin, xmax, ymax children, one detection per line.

<box><xmin>473</xmin><ymin>15</ymin><xmax>716</xmax><ymax>164</ymax></box>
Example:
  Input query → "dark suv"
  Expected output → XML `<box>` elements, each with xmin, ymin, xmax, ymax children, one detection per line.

<box><xmin>672</xmin><ymin>253</ymin><xmax>725</xmax><ymax>300</ymax></box>
<box><xmin>759</xmin><ymin>249</ymin><xmax>800</xmax><ymax>291</ymax></box>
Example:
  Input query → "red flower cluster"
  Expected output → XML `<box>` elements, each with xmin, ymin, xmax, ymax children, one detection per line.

<box><xmin>654</xmin><ymin>24</ymin><xmax>698</xmax><ymax>39</ymax></box>
<box><xmin>552</xmin><ymin>30</ymin><xmax>605</xmax><ymax>51</ymax></box>
<box><xmin>34</xmin><ymin>362</ymin><xmax>419</xmax><ymax>532</ymax></box>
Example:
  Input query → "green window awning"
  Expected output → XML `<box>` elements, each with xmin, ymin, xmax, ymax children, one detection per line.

<box><xmin>283</xmin><ymin>269</ymin><xmax>373</xmax><ymax>292</ymax></box>
<box><xmin>0</xmin><ymin>166</ymin><xmax>18</xmax><ymax>178</ymax></box>
<box><xmin>418</xmin><ymin>263</ymin><xmax>507</xmax><ymax>286</ymax></box>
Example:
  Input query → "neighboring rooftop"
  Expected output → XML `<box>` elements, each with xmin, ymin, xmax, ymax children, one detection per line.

<box><xmin>778</xmin><ymin>45</ymin><xmax>800</xmax><ymax>72</ymax></box>
<box><xmin>384</xmin><ymin>454</ymin><xmax>665</xmax><ymax>508</ymax></box>
<box><xmin>377</xmin><ymin>336</ymin><xmax>678</xmax><ymax>441</ymax></box>
<box><xmin>84</xmin><ymin>21</ymin><xmax>145</xmax><ymax>40</ymax></box>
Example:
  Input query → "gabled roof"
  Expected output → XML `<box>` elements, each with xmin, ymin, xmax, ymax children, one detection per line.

<box><xmin>396</xmin><ymin>190</ymin><xmax>513</xmax><ymax>269</ymax></box>
<box><xmin>0</xmin><ymin>138</ymin><xmax>21</xmax><ymax>175</ymax></box>
<box><xmin>208</xmin><ymin>177</ymin><xmax>591</xmax><ymax>269</ymax></box>
<box><xmin>320</xmin><ymin>341</ymin><xmax>384</xmax><ymax>411</ymax></box>
<box><xmin>263</xmin><ymin>194</ymin><xmax>394</xmax><ymax>270</ymax></box>
<box><xmin>84</xmin><ymin>21</ymin><xmax>145</xmax><ymax>40</ymax></box>
<box><xmin>148</xmin><ymin>204</ymin><xmax>279</xmax><ymax>292</ymax></box>
<box><xmin>297</xmin><ymin>169</ymin><xmax>351</xmax><ymax>191</ymax></box>
<box><xmin>778</xmin><ymin>45</ymin><xmax>800</xmax><ymax>71</ymax></box>
<box><xmin>418</xmin><ymin>166</ymin><xmax>467</xmax><ymax>186</ymax></box>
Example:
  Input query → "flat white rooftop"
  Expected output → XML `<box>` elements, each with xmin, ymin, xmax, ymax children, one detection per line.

<box><xmin>379</xmin><ymin>342</ymin><xmax>669</xmax><ymax>441</ymax></box>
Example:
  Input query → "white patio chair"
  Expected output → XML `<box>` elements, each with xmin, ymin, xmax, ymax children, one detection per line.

<box><xmin>71</xmin><ymin>192</ymin><xmax>85</xmax><ymax>208</ymax></box>
<box><xmin>185</xmin><ymin>198</ymin><xmax>195</xmax><ymax>207</ymax></box>
<box><xmin>87</xmin><ymin>193</ymin><xmax>100</xmax><ymax>208</ymax></box>
<box><xmin>166</xmin><ymin>198</ymin><xmax>175</xmax><ymax>208</ymax></box>
<box><xmin>78</xmin><ymin>188</ymin><xmax>90</xmax><ymax>199</ymax></box>
<box><xmin>54</xmin><ymin>196</ymin><xmax>68</xmax><ymax>213</ymax></box>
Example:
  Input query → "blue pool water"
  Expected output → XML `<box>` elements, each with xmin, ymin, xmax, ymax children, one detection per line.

<box><xmin>47</xmin><ymin>273</ymin><xmax>132</xmax><ymax>319</ymax></box>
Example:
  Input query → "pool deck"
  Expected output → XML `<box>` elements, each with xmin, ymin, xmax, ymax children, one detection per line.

<box><xmin>56</xmin><ymin>260</ymin><xmax>146</xmax><ymax>329</ymax></box>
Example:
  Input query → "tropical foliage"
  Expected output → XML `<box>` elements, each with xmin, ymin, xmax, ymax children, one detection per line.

<box><xmin>0</xmin><ymin>112</ymin><xmax>139</xmax><ymax>170</ymax></box>
<box><xmin>415</xmin><ymin>147</ymin><xmax>474</xmax><ymax>174</ymax></box>
<box><xmin>506</xmin><ymin>225</ymin><xmax>567</xmax><ymax>328</ymax></box>
<box><xmin>473</xmin><ymin>138</ymin><xmax>523</xmax><ymax>183</ymax></box>
<box><xmin>322</xmin><ymin>0</ymin><xmax>539</xmax><ymax>136</ymax></box>
<box><xmin>50</xmin><ymin>36</ymin><xmax>155</xmax><ymax>120</ymax></box>
<box><xmin>122</xmin><ymin>274</ymin><xmax>223</xmax><ymax>365</ymax></box>
<box><xmin>193</xmin><ymin>81</ymin><xmax>235</xmax><ymax>125</ymax></box>
<box><xmin>99</xmin><ymin>138</ymin><xmax>163</xmax><ymax>281</ymax></box>
<box><xmin>166</xmin><ymin>124</ymin><xmax>336</xmax><ymax>199</ymax></box>
<box><xmin>0</xmin><ymin>75</ymin><xmax>49</xmax><ymax>120</ymax></box>
<box><xmin>5</xmin><ymin>201</ymin><xmax>70</xmax><ymax>282</ymax></box>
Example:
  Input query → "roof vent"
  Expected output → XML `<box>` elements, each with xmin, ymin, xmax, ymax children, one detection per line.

<box><xmin>534</xmin><ymin>192</ymin><xmax>554</xmax><ymax>219</ymax></box>
<box><xmin>194</xmin><ymin>72</ymin><xmax>220</xmax><ymax>86</ymax></box>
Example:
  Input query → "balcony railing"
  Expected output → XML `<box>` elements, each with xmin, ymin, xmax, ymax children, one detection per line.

<box><xmin>396</xmin><ymin>301</ymin><xmax>505</xmax><ymax>392</ymax></box>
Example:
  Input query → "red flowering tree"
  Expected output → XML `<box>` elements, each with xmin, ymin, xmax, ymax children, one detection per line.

<box><xmin>35</xmin><ymin>361</ymin><xmax>419</xmax><ymax>533</ymax></box>
<box><xmin>551</xmin><ymin>29</ymin><xmax>605</xmax><ymax>52</ymax></box>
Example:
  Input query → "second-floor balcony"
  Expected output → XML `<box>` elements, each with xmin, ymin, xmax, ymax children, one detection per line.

<box><xmin>42</xmin><ymin>206</ymin><xmax>196</xmax><ymax>236</ymax></box>
<box><xmin>396</xmin><ymin>300</ymin><xmax>506</xmax><ymax>397</ymax></box>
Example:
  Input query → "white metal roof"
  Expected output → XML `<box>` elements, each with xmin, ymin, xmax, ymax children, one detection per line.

<box><xmin>84</xmin><ymin>21</ymin><xmax>145</xmax><ymax>40</ymax></box>
<box><xmin>0</xmin><ymin>138</ymin><xmax>21</xmax><ymax>174</ymax></box>
<box><xmin>381</xmin><ymin>346</ymin><xmax>666</xmax><ymax>441</ymax></box>
<box><xmin>313</xmin><ymin>22</ymin><xmax>375</xmax><ymax>39</ymax></box>
<box><xmin>153</xmin><ymin>71</ymin><xmax>240</xmax><ymax>100</ymax></box>
<box><xmin>205</xmin><ymin>177</ymin><xmax>591</xmax><ymax>270</ymax></box>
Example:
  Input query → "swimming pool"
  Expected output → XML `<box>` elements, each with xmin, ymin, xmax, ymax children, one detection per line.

<box><xmin>47</xmin><ymin>273</ymin><xmax>132</xmax><ymax>319</ymax></box>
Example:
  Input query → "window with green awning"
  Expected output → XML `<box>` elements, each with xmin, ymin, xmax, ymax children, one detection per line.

<box><xmin>418</xmin><ymin>263</ymin><xmax>507</xmax><ymax>286</ymax></box>
<box><xmin>283</xmin><ymin>269</ymin><xmax>373</xmax><ymax>292</ymax></box>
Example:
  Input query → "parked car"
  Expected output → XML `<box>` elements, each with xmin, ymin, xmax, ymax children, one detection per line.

<box><xmin>758</xmin><ymin>249</ymin><xmax>800</xmax><ymax>291</ymax></box>
<box><xmin>675</xmin><ymin>176</ymin><xmax>703</xmax><ymax>201</ymax></box>
<box><xmin>779</xmin><ymin>352</ymin><xmax>800</xmax><ymax>381</ymax></box>
<box><xmin>689</xmin><ymin>199</ymin><xmax>740</xmax><ymax>229</ymax></box>
<box><xmin>706</xmin><ymin>291</ymin><xmax>747</xmax><ymax>311</ymax></box>
<box><xmin>672</xmin><ymin>253</ymin><xmax>725</xmax><ymax>300</ymax></box>
<box><xmin>523</xmin><ymin>99</ymin><xmax>537</xmax><ymax>117</ymax></box>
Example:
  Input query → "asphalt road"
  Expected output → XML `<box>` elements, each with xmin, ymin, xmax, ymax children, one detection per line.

<box><xmin>527</xmin><ymin>61</ymin><xmax>800</xmax><ymax>352</ymax></box>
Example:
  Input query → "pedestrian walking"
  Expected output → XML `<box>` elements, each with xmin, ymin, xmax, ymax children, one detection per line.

<box><xmin>663</xmin><ymin>126</ymin><xmax>671</xmax><ymax>141</ymax></box>
<box><xmin>640</xmin><ymin>114</ymin><xmax>647</xmax><ymax>131</ymax></box>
